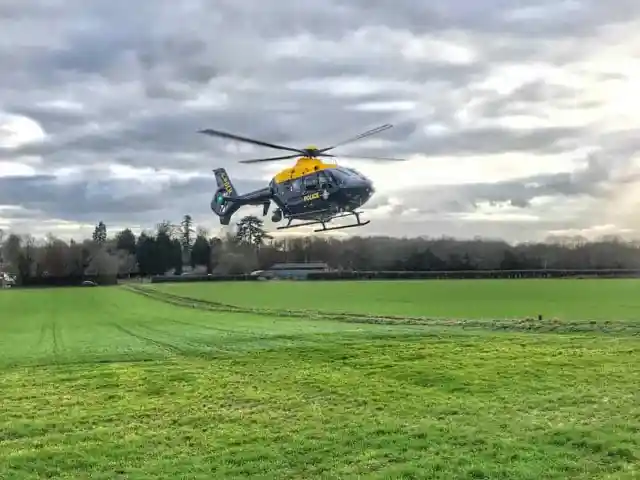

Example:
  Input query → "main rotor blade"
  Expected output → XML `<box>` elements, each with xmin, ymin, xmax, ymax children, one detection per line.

<box><xmin>322</xmin><ymin>153</ymin><xmax>405</xmax><ymax>161</ymax></box>
<box><xmin>199</xmin><ymin>128</ymin><xmax>305</xmax><ymax>155</ymax></box>
<box><xmin>318</xmin><ymin>123</ymin><xmax>394</xmax><ymax>153</ymax></box>
<box><xmin>239</xmin><ymin>154</ymin><xmax>301</xmax><ymax>164</ymax></box>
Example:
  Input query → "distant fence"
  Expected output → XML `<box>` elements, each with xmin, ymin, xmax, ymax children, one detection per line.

<box><xmin>13</xmin><ymin>275</ymin><xmax>119</xmax><ymax>288</ymax></box>
<box><xmin>306</xmin><ymin>269</ymin><xmax>640</xmax><ymax>280</ymax></box>
<box><xmin>149</xmin><ymin>269</ymin><xmax>640</xmax><ymax>283</ymax></box>
<box><xmin>150</xmin><ymin>274</ymin><xmax>256</xmax><ymax>283</ymax></box>
<box><xmin>8</xmin><ymin>269</ymin><xmax>640</xmax><ymax>288</ymax></box>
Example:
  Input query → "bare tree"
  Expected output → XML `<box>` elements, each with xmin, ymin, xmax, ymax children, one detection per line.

<box><xmin>85</xmin><ymin>249</ymin><xmax>119</xmax><ymax>284</ymax></box>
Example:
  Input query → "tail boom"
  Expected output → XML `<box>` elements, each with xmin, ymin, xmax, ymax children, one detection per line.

<box><xmin>211</xmin><ymin>168</ymin><xmax>273</xmax><ymax>225</ymax></box>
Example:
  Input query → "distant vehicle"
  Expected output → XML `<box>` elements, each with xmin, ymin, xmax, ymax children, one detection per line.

<box><xmin>81</xmin><ymin>280</ymin><xmax>98</xmax><ymax>287</ymax></box>
<box><xmin>1</xmin><ymin>272</ymin><xmax>15</xmax><ymax>288</ymax></box>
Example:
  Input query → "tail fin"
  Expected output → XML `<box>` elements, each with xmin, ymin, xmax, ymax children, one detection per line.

<box><xmin>211</xmin><ymin>168</ymin><xmax>241</xmax><ymax>225</ymax></box>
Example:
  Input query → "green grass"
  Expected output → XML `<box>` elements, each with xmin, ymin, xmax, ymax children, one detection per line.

<box><xmin>1</xmin><ymin>282</ymin><xmax>640</xmax><ymax>479</ymax></box>
<box><xmin>153</xmin><ymin>278</ymin><xmax>640</xmax><ymax>320</ymax></box>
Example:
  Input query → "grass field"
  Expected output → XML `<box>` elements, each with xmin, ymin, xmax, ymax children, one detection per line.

<box><xmin>1</xmin><ymin>280</ymin><xmax>640</xmax><ymax>479</ymax></box>
<box><xmin>152</xmin><ymin>278</ymin><xmax>640</xmax><ymax>321</ymax></box>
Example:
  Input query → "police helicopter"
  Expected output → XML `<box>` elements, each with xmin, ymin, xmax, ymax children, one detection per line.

<box><xmin>198</xmin><ymin>123</ymin><xmax>403</xmax><ymax>233</ymax></box>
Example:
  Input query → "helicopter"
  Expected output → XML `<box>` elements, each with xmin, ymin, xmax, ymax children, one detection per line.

<box><xmin>198</xmin><ymin>123</ymin><xmax>403</xmax><ymax>233</ymax></box>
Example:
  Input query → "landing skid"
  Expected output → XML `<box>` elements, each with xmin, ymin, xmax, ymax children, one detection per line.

<box><xmin>276</xmin><ymin>211</ymin><xmax>370</xmax><ymax>232</ymax></box>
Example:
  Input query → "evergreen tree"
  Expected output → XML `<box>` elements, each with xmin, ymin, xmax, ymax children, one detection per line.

<box><xmin>92</xmin><ymin>221</ymin><xmax>107</xmax><ymax>245</ymax></box>
<box><xmin>235</xmin><ymin>215</ymin><xmax>269</xmax><ymax>247</ymax></box>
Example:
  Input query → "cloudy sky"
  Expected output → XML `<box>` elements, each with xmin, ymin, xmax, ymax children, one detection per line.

<box><xmin>1</xmin><ymin>0</ymin><xmax>640</xmax><ymax>242</ymax></box>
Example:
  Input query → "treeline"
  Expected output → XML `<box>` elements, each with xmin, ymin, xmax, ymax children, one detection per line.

<box><xmin>2</xmin><ymin>214</ymin><xmax>640</xmax><ymax>286</ymax></box>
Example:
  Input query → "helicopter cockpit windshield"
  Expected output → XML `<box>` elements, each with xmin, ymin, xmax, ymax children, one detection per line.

<box><xmin>331</xmin><ymin>167</ymin><xmax>366</xmax><ymax>184</ymax></box>
<box><xmin>345</xmin><ymin>167</ymin><xmax>367</xmax><ymax>179</ymax></box>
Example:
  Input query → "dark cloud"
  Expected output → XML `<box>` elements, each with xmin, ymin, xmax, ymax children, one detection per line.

<box><xmin>0</xmin><ymin>173</ymin><xmax>265</xmax><ymax>225</ymax></box>
<box><xmin>0</xmin><ymin>0</ymin><xmax>639</xmax><ymax>240</ymax></box>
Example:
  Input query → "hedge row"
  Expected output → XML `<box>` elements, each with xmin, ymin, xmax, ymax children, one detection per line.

<box><xmin>18</xmin><ymin>275</ymin><xmax>119</xmax><ymax>287</ymax></box>
<box><xmin>150</xmin><ymin>274</ymin><xmax>258</xmax><ymax>283</ymax></box>
<box><xmin>149</xmin><ymin>269</ymin><xmax>640</xmax><ymax>283</ymax></box>
<box><xmin>306</xmin><ymin>269</ymin><xmax>640</xmax><ymax>280</ymax></box>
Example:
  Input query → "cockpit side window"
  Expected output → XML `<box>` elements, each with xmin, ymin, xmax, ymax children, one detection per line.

<box><xmin>317</xmin><ymin>171</ymin><xmax>332</xmax><ymax>188</ymax></box>
<box><xmin>303</xmin><ymin>174</ymin><xmax>319</xmax><ymax>190</ymax></box>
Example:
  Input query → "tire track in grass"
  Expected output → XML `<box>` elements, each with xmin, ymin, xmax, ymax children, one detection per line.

<box><xmin>132</xmin><ymin>320</ymin><xmax>371</xmax><ymax>354</ymax></box>
<box><xmin>135</xmin><ymin>286</ymin><xmax>491</xmax><ymax>326</ymax></box>
<box><xmin>0</xmin><ymin>357</ymin><xmax>163</xmax><ymax>370</ymax></box>
<box><xmin>126</xmin><ymin>286</ymin><xmax>443</xmax><ymax>339</ymax></box>
<box><xmin>110</xmin><ymin>322</ymin><xmax>186</xmax><ymax>359</ymax></box>
<box><xmin>128</xmin><ymin>317</ymin><xmax>333</xmax><ymax>356</ymax></box>
<box><xmin>131</xmin><ymin>321</ymin><xmax>236</xmax><ymax>356</ymax></box>
<box><xmin>110</xmin><ymin>322</ymin><xmax>236</xmax><ymax>360</ymax></box>
<box><xmin>34</xmin><ymin>322</ymin><xmax>47</xmax><ymax>349</ymax></box>
<box><xmin>127</xmin><ymin>285</ymin><xmax>516</xmax><ymax>325</ymax></box>
<box><xmin>127</xmin><ymin>285</ymin><xmax>427</xmax><ymax>324</ymax></box>
<box><xmin>157</xmin><ymin>313</ymin><xmax>268</xmax><ymax>335</ymax></box>
<box><xmin>51</xmin><ymin>320</ymin><xmax>60</xmax><ymax>361</ymax></box>
<box><xmin>114</xmin><ymin>288</ymin><xmax>250</xmax><ymax>334</ymax></box>
<box><xmin>130</xmin><ymin>285</ymin><xmax>640</xmax><ymax>336</ymax></box>
<box><xmin>122</xmin><ymin>287</ymin><xmax>422</xmax><ymax>354</ymax></box>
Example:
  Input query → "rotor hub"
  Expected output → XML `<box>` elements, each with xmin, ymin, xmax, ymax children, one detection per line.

<box><xmin>303</xmin><ymin>146</ymin><xmax>320</xmax><ymax>157</ymax></box>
